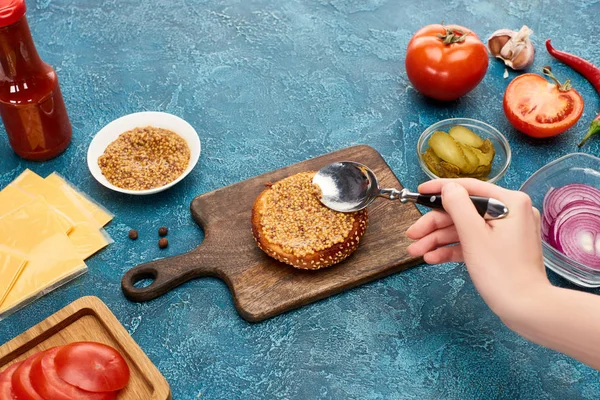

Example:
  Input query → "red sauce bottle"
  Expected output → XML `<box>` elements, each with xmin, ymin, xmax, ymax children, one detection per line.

<box><xmin>0</xmin><ymin>0</ymin><xmax>72</xmax><ymax>161</ymax></box>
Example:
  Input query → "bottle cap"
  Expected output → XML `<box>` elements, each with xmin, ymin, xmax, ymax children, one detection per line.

<box><xmin>0</xmin><ymin>0</ymin><xmax>26</xmax><ymax>28</ymax></box>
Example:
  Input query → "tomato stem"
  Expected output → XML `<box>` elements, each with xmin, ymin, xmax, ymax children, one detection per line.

<box><xmin>543</xmin><ymin>66</ymin><xmax>572</xmax><ymax>92</ymax></box>
<box><xmin>437</xmin><ymin>28</ymin><xmax>470</xmax><ymax>45</ymax></box>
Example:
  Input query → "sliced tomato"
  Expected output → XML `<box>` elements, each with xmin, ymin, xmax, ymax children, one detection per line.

<box><xmin>0</xmin><ymin>362</ymin><xmax>21</xmax><ymax>399</ymax></box>
<box><xmin>30</xmin><ymin>347</ymin><xmax>117</xmax><ymax>400</ymax></box>
<box><xmin>11</xmin><ymin>353</ymin><xmax>45</xmax><ymax>400</ymax></box>
<box><xmin>503</xmin><ymin>72</ymin><xmax>584</xmax><ymax>138</ymax></box>
<box><xmin>54</xmin><ymin>342</ymin><xmax>130</xmax><ymax>393</ymax></box>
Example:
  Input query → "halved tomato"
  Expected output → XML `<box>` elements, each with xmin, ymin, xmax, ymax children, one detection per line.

<box><xmin>54</xmin><ymin>342</ymin><xmax>130</xmax><ymax>393</ymax></box>
<box><xmin>30</xmin><ymin>347</ymin><xmax>117</xmax><ymax>400</ymax></box>
<box><xmin>0</xmin><ymin>362</ymin><xmax>21</xmax><ymax>399</ymax></box>
<box><xmin>503</xmin><ymin>71</ymin><xmax>584</xmax><ymax>138</ymax></box>
<box><xmin>12</xmin><ymin>353</ymin><xmax>45</xmax><ymax>400</ymax></box>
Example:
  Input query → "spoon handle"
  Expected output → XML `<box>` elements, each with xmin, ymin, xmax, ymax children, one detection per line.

<box><xmin>402</xmin><ymin>191</ymin><xmax>508</xmax><ymax>219</ymax></box>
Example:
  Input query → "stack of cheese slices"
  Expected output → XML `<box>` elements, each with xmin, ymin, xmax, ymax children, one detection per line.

<box><xmin>0</xmin><ymin>170</ymin><xmax>113</xmax><ymax>316</ymax></box>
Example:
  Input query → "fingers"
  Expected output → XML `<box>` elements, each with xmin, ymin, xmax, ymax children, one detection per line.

<box><xmin>406</xmin><ymin>210</ymin><xmax>453</xmax><ymax>240</ymax></box>
<box><xmin>418</xmin><ymin>178</ymin><xmax>510</xmax><ymax>199</ymax></box>
<box><xmin>440</xmin><ymin>182</ymin><xmax>487</xmax><ymax>242</ymax></box>
<box><xmin>532</xmin><ymin>206</ymin><xmax>541</xmax><ymax>222</ymax></box>
<box><xmin>532</xmin><ymin>206</ymin><xmax>541</xmax><ymax>237</ymax></box>
<box><xmin>423</xmin><ymin>244</ymin><xmax>464</xmax><ymax>264</ymax></box>
<box><xmin>407</xmin><ymin>225</ymin><xmax>459</xmax><ymax>256</ymax></box>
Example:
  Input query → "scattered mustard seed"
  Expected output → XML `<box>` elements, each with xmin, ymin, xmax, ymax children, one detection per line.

<box><xmin>158</xmin><ymin>238</ymin><xmax>169</xmax><ymax>249</ymax></box>
<box><xmin>158</xmin><ymin>226</ymin><xmax>168</xmax><ymax>237</ymax></box>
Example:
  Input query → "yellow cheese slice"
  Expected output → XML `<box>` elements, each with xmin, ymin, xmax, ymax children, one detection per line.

<box><xmin>45</xmin><ymin>173</ymin><xmax>113</xmax><ymax>227</ymax></box>
<box><xmin>0</xmin><ymin>184</ymin><xmax>32</xmax><ymax>208</ymax></box>
<box><xmin>0</xmin><ymin>246</ymin><xmax>27</xmax><ymax>308</ymax></box>
<box><xmin>0</xmin><ymin>184</ymin><xmax>73</xmax><ymax>234</ymax></box>
<box><xmin>13</xmin><ymin>169</ymin><xmax>101</xmax><ymax>230</ymax></box>
<box><xmin>0</xmin><ymin>186</ymin><xmax>110</xmax><ymax>261</ymax></box>
<box><xmin>68</xmin><ymin>222</ymin><xmax>111</xmax><ymax>260</ymax></box>
<box><xmin>0</xmin><ymin>198</ymin><xmax>86</xmax><ymax>314</ymax></box>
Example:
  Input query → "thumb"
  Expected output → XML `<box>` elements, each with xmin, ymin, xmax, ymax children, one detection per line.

<box><xmin>441</xmin><ymin>182</ymin><xmax>487</xmax><ymax>242</ymax></box>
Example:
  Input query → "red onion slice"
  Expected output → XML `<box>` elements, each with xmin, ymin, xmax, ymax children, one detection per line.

<box><xmin>544</xmin><ymin>184</ymin><xmax>600</xmax><ymax>221</ymax></box>
<box><xmin>552</xmin><ymin>200</ymin><xmax>600</xmax><ymax>244</ymax></box>
<box><xmin>555</xmin><ymin>213</ymin><xmax>600</xmax><ymax>269</ymax></box>
<box><xmin>541</xmin><ymin>184</ymin><xmax>600</xmax><ymax>270</ymax></box>
<box><xmin>542</xmin><ymin>186</ymin><xmax>555</xmax><ymax>219</ymax></box>
<box><xmin>541</xmin><ymin>215</ymin><xmax>551</xmax><ymax>239</ymax></box>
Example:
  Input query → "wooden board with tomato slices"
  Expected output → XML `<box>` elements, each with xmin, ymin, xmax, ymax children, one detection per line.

<box><xmin>0</xmin><ymin>296</ymin><xmax>171</xmax><ymax>400</ymax></box>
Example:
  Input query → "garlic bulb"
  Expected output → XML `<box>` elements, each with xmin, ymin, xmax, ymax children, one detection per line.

<box><xmin>488</xmin><ymin>25</ymin><xmax>535</xmax><ymax>70</ymax></box>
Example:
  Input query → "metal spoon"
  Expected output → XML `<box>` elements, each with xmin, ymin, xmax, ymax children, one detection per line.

<box><xmin>312</xmin><ymin>161</ymin><xmax>508</xmax><ymax>219</ymax></box>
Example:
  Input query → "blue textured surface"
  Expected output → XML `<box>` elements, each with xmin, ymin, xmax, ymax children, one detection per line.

<box><xmin>1</xmin><ymin>0</ymin><xmax>600</xmax><ymax>398</ymax></box>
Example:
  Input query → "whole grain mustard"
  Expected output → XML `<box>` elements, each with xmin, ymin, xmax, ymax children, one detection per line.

<box><xmin>260</xmin><ymin>171</ymin><xmax>355</xmax><ymax>258</ymax></box>
<box><xmin>98</xmin><ymin>126</ymin><xmax>190</xmax><ymax>190</ymax></box>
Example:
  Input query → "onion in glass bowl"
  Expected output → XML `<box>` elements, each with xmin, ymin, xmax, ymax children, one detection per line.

<box><xmin>520</xmin><ymin>153</ymin><xmax>600</xmax><ymax>287</ymax></box>
<box><xmin>541</xmin><ymin>185</ymin><xmax>600</xmax><ymax>268</ymax></box>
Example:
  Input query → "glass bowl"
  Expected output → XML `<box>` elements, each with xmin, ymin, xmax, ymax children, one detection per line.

<box><xmin>417</xmin><ymin>118</ymin><xmax>512</xmax><ymax>184</ymax></box>
<box><xmin>520</xmin><ymin>153</ymin><xmax>600</xmax><ymax>287</ymax></box>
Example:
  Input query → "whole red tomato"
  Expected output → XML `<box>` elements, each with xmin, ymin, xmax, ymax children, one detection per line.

<box><xmin>405</xmin><ymin>24</ymin><xmax>489</xmax><ymax>101</ymax></box>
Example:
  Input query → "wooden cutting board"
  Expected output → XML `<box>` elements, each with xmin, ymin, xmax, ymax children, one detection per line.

<box><xmin>122</xmin><ymin>145</ymin><xmax>424</xmax><ymax>322</ymax></box>
<box><xmin>0</xmin><ymin>296</ymin><xmax>171</xmax><ymax>400</ymax></box>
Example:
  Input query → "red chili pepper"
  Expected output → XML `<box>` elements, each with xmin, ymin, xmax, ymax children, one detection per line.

<box><xmin>546</xmin><ymin>39</ymin><xmax>600</xmax><ymax>94</ymax></box>
<box><xmin>546</xmin><ymin>39</ymin><xmax>600</xmax><ymax>147</ymax></box>
<box><xmin>578</xmin><ymin>113</ymin><xmax>600</xmax><ymax>147</ymax></box>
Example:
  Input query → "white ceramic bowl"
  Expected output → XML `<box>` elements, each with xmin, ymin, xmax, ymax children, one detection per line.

<box><xmin>87</xmin><ymin>112</ymin><xmax>201</xmax><ymax>195</ymax></box>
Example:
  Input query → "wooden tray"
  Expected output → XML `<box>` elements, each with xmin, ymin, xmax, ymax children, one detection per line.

<box><xmin>122</xmin><ymin>145</ymin><xmax>424</xmax><ymax>322</ymax></box>
<box><xmin>0</xmin><ymin>296</ymin><xmax>171</xmax><ymax>400</ymax></box>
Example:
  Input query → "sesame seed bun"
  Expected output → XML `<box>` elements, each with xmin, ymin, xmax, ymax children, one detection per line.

<box><xmin>251</xmin><ymin>171</ymin><xmax>368</xmax><ymax>270</ymax></box>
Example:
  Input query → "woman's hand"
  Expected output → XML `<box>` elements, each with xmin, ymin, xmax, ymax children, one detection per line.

<box><xmin>406</xmin><ymin>179</ymin><xmax>600</xmax><ymax>371</ymax></box>
<box><xmin>406</xmin><ymin>179</ymin><xmax>551</xmax><ymax>320</ymax></box>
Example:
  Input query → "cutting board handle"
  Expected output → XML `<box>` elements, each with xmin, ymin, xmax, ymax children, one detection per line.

<box><xmin>121</xmin><ymin>253</ymin><xmax>216</xmax><ymax>302</ymax></box>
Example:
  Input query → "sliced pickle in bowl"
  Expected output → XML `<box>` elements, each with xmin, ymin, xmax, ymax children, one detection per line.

<box><xmin>422</xmin><ymin>125</ymin><xmax>496</xmax><ymax>180</ymax></box>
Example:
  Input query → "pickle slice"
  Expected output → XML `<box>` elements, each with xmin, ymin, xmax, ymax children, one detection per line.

<box><xmin>428</xmin><ymin>131</ymin><xmax>470</xmax><ymax>173</ymax></box>
<box><xmin>439</xmin><ymin>161</ymin><xmax>461</xmax><ymax>178</ymax></box>
<box><xmin>449</xmin><ymin>125</ymin><xmax>484</xmax><ymax>148</ymax></box>
<box><xmin>477</xmin><ymin>139</ymin><xmax>496</xmax><ymax>165</ymax></box>
<box><xmin>422</xmin><ymin>148</ymin><xmax>444</xmax><ymax>177</ymax></box>
<box><xmin>458</xmin><ymin>143</ymin><xmax>479</xmax><ymax>174</ymax></box>
<box><xmin>471</xmin><ymin>148</ymin><xmax>490</xmax><ymax>166</ymax></box>
<box><xmin>479</xmin><ymin>139</ymin><xmax>495</xmax><ymax>154</ymax></box>
<box><xmin>423</xmin><ymin>148</ymin><xmax>463</xmax><ymax>178</ymax></box>
<box><xmin>467</xmin><ymin>164</ymin><xmax>492</xmax><ymax>178</ymax></box>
